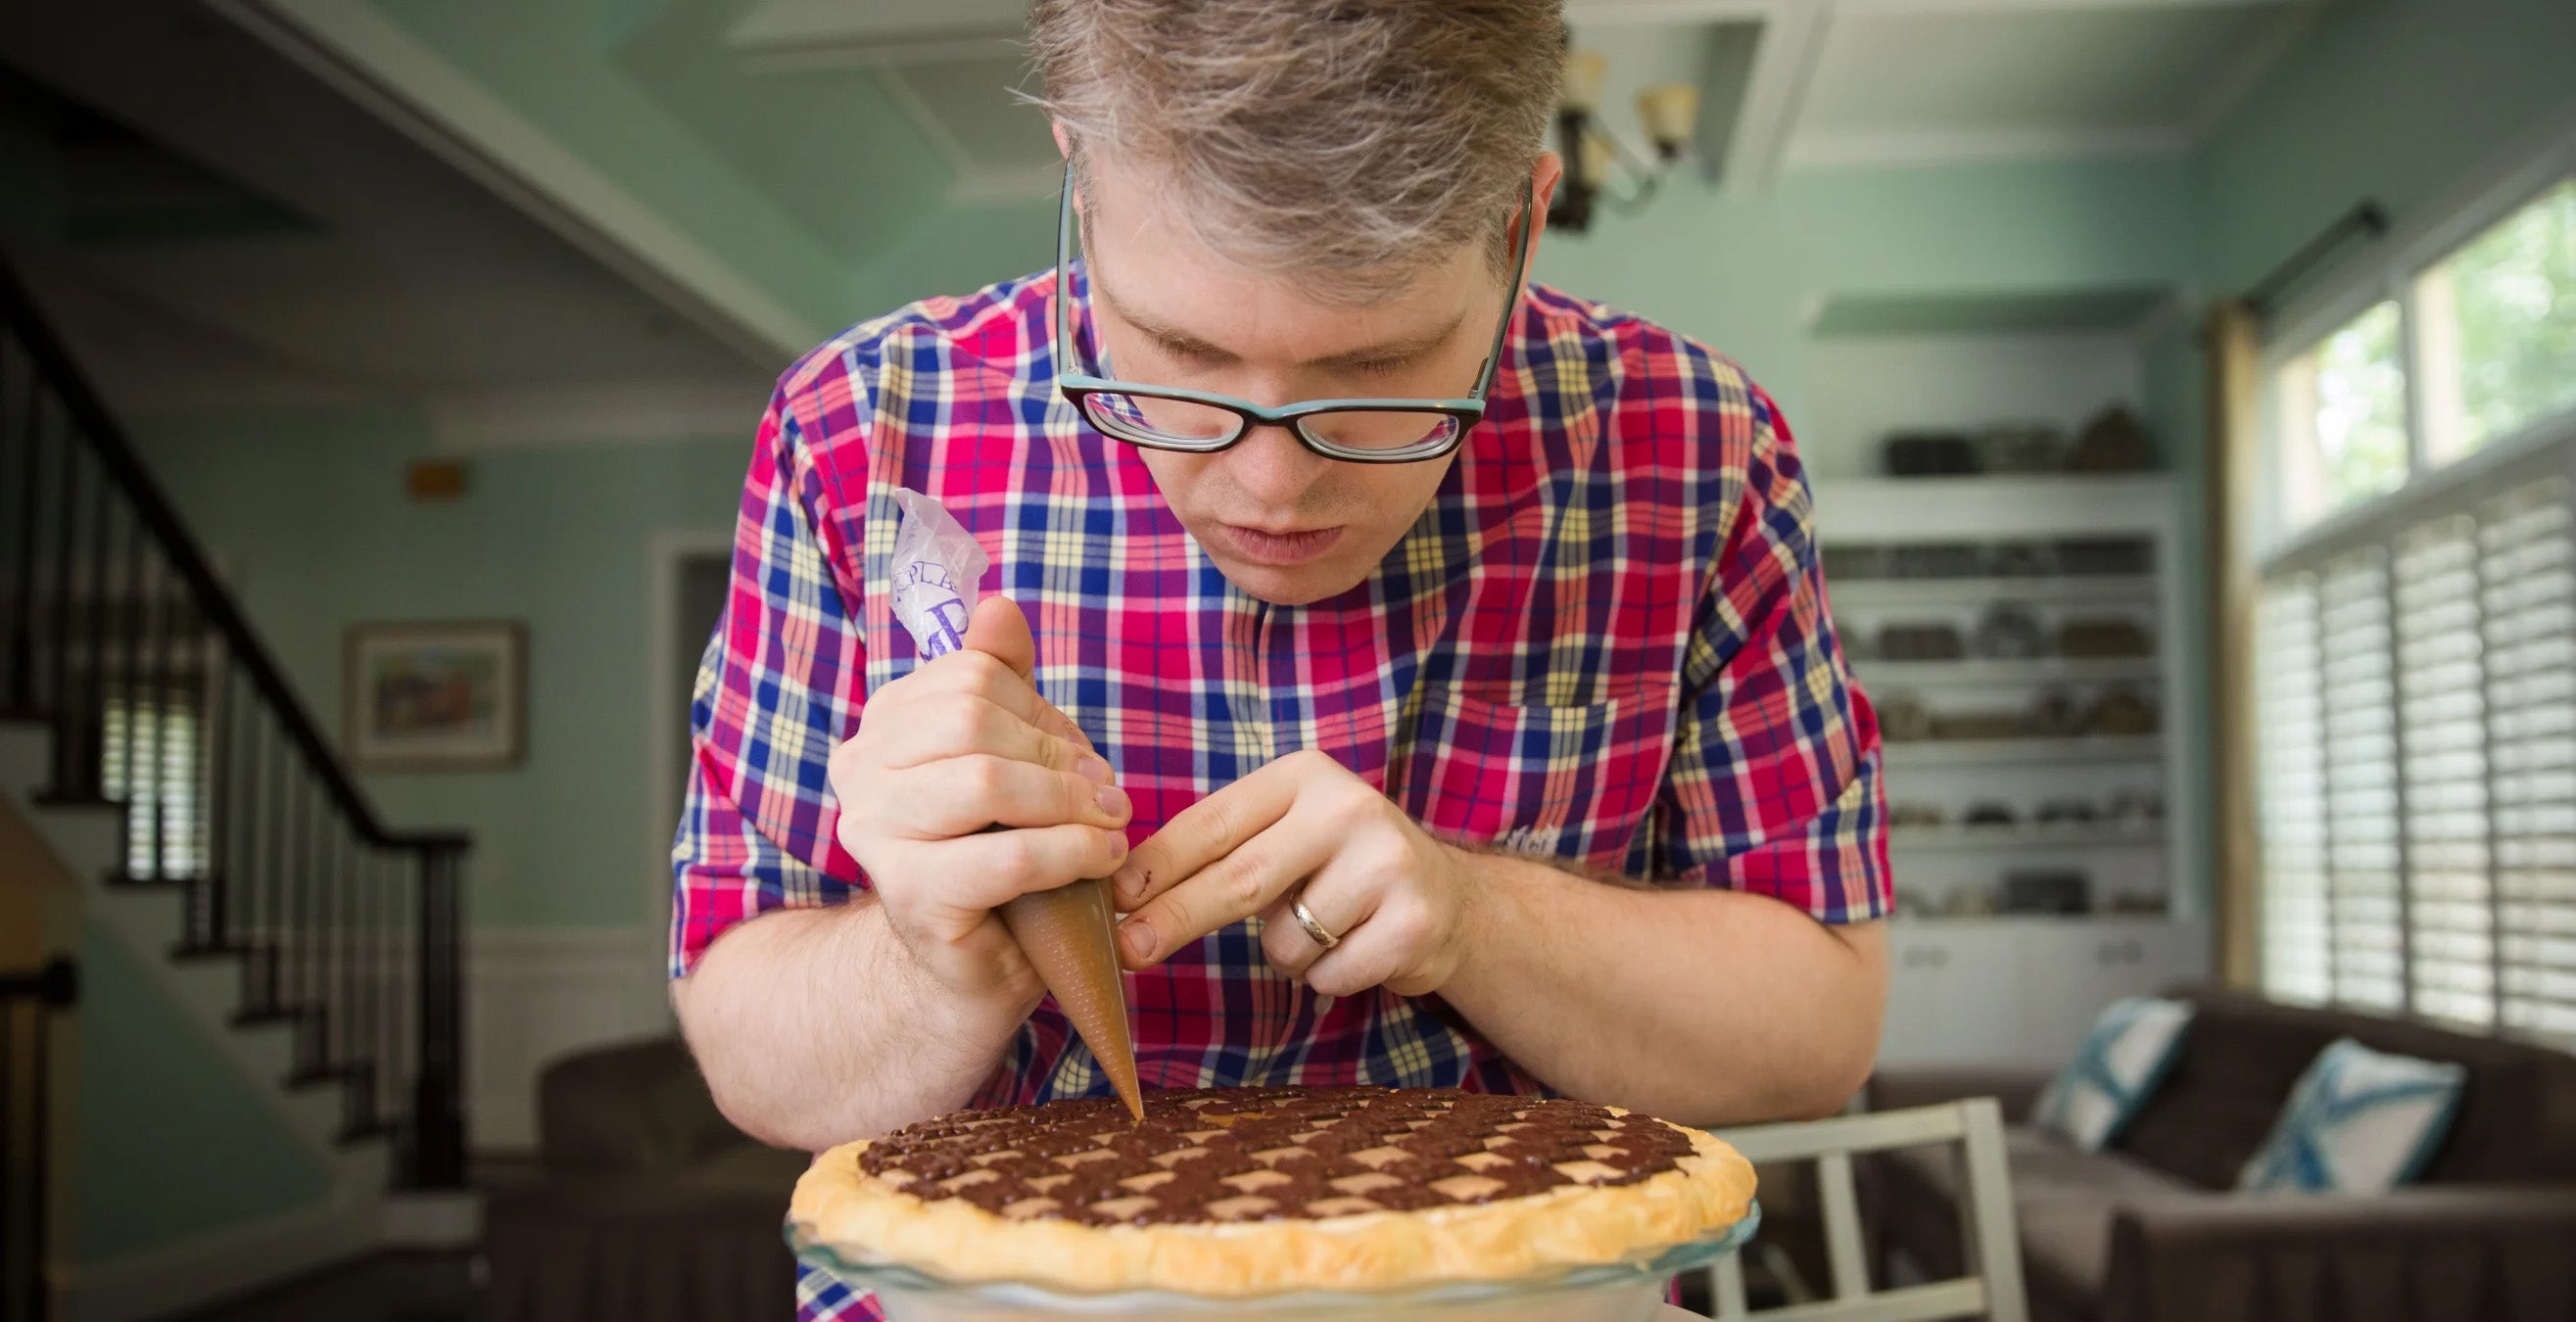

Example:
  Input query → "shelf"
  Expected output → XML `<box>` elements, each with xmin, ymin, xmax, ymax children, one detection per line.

<box><xmin>1806</xmin><ymin>285</ymin><xmax>2179</xmax><ymax>338</ymax></box>
<box><xmin>1883</xmin><ymin>735</ymin><xmax>2163</xmax><ymax>766</ymax></box>
<box><xmin>1830</xmin><ymin>575</ymin><xmax>2160</xmax><ymax>608</ymax></box>
<box><xmin>1887</xmin><ymin>914</ymin><xmax>2192</xmax><ymax>931</ymax></box>
<box><xmin>1888</xmin><ymin>823</ymin><xmax>2166</xmax><ymax>852</ymax></box>
<box><xmin>1812</xmin><ymin>474</ymin><xmax>2174</xmax><ymax>540</ymax></box>
<box><xmin>1855</xmin><ymin>657</ymin><xmax>2162</xmax><ymax>685</ymax></box>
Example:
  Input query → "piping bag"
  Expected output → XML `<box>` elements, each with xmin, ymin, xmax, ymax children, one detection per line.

<box><xmin>887</xmin><ymin>488</ymin><xmax>1144</xmax><ymax>1121</ymax></box>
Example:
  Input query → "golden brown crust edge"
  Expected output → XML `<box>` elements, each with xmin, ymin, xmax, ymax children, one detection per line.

<box><xmin>787</xmin><ymin>1116</ymin><xmax>1756</xmax><ymax>1297</ymax></box>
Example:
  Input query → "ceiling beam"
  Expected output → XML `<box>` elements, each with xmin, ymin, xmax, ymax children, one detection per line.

<box><xmin>212</xmin><ymin>0</ymin><xmax>823</xmax><ymax>362</ymax></box>
<box><xmin>1720</xmin><ymin>3</ymin><xmax>1832</xmax><ymax>191</ymax></box>
<box><xmin>1825</xmin><ymin>0</ymin><xmax>2298</xmax><ymax>13</ymax></box>
<box><xmin>1786</xmin><ymin>124</ymin><xmax>2191</xmax><ymax>167</ymax></box>
<box><xmin>727</xmin><ymin>0</ymin><xmax>1025</xmax><ymax>70</ymax></box>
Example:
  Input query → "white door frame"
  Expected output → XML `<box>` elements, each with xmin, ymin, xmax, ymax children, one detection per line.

<box><xmin>643</xmin><ymin>527</ymin><xmax>736</xmax><ymax>986</ymax></box>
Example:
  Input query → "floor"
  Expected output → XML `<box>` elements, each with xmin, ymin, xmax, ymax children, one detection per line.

<box><xmin>168</xmin><ymin>1251</ymin><xmax>481</xmax><ymax>1322</ymax></box>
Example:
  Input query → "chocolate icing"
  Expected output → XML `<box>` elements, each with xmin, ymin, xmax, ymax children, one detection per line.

<box><xmin>859</xmin><ymin>1086</ymin><xmax>1695</xmax><ymax>1227</ymax></box>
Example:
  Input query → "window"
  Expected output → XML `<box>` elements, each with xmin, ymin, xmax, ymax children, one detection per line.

<box><xmin>2258</xmin><ymin>152</ymin><xmax>2576</xmax><ymax>1041</ymax></box>
<box><xmin>2276</xmin><ymin>302</ymin><xmax>2408</xmax><ymax>528</ymax></box>
<box><xmin>99</xmin><ymin>678</ymin><xmax>209</xmax><ymax>881</ymax></box>
<box><xmin>2416</xmin><ymin>180</ymin><xmax>2576</xmax><ymax>466</ymax></box>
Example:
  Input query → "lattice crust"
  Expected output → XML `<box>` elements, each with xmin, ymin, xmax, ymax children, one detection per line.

<box><xmin>858</xmin><ymin>1086</ymin><xmax>1696</xmax><ymax>1226</ymax></box>
<box><xmin>791</xmin><ymin>1086</ymin><xmax>1758</xmax><ymax>1297</ymax></box>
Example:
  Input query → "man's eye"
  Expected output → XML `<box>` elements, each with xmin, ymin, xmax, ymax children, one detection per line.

<box><xmin>1347</xmin><ymin>357</ymin><xmax>1409</xmax><ymax>377</ymax></box>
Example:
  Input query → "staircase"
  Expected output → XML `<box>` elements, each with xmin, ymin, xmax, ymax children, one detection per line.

<box><xmin>0</xmin><ymin>251</ymin><xmax>470</xmax><ymax>1298</ymax></box>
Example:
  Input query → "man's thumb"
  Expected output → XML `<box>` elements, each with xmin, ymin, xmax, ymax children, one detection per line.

<box><xmin>960</xmin><ymin>595</ymin><xmax>1037</xmax><ymax>680</ymax></box>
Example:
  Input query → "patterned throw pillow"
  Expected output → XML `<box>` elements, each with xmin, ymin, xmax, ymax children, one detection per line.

<box><xmin>2237</xmin><ymin>1037</ymin><xmax>2467</xmax><ymax>1194</ymax></box>
<box><xmin>2029</xmin><ymin>996</ymin><xmax>2194</xmax><ymax>1152</ymax></box>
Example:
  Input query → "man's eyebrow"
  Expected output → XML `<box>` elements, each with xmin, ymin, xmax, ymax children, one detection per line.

<box><xmin>1091</xmin><ymin>271</ymin><xmax>1467</xmax><ymax>370</ymax></box>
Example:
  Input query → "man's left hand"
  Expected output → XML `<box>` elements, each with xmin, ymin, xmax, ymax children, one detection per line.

<box><xmin>1110</xmin><ymin>749</ymin><xmax>1473</xmax><ymax>997</ymax></box>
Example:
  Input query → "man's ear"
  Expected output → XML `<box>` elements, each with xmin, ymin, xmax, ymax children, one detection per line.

<box><xmin>1052</xmin><ymin>120</ymin><xmax>1073</xmax><ymax>161</ymax></box>
<box><xmin>1520</xmin><ymin>153</ymin><xmax>1566</xmax><ymax>284</ymax></box>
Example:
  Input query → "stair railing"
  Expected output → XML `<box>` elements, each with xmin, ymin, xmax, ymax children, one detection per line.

<box><xmin>0</xmin><ymin>258</ymin><xmax>466</xmax><ymax>1188</ymax></box>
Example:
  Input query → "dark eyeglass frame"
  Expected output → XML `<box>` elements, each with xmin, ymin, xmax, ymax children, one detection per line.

<box><xmin>1051</xmin><ymin>163</ymin><xmax>1530</xmax><ymax>465</ymax></box>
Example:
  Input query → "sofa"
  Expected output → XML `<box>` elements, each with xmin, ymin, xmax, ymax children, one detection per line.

<box><xmin>482</xmin><ymin>1036</ymin><xmax>810</xmax><ymax>1322</ymax></box>
<box><xmin>1864</xmin><ymin>985</ymin><xmax>2576</xmax><ymax>1322</ymax></box>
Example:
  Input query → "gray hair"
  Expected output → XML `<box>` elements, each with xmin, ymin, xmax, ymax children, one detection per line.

<box><xmin>1027</xmin><ymin>0</ymin><xmax>1562</xmax><ymax>303</ymax></box>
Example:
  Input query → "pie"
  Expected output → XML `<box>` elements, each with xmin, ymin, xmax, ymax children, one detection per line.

<box><xmin>788</xmin><ymin>1085</ymin><xmax>1756</xmax><ymax>1296</ymax></box>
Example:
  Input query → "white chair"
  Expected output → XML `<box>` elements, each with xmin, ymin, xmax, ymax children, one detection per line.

<box><xmin>1703</xmin><ymin>1098</ymin><xmax>2027</xmax><ymax>1322</ymax></box>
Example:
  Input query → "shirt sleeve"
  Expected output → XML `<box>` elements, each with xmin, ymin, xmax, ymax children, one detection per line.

<box><xmin>1654</xmin><ymin>383</ymin><xmax>1891</xmax><ymax>923</ymax></box>
<box><xmin>670</xmin><ymin>385</ymin><xmax>873</xmax><ymax>977</ymax></box>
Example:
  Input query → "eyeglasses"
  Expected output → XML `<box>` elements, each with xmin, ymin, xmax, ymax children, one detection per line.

<box><xmin>1051</xmin><ymin>163</ymin><xmax>1529</xmax><ymax>465</ymax></box>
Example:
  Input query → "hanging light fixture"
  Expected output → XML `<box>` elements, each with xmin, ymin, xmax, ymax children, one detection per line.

<box><xmin>1546</xmin><ymin>33</ymin><xmax>1699</xmax><ymax>233</ymax></box>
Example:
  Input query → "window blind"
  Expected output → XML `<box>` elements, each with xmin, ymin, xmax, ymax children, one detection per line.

<box><xmin>2258</xmin><ymin>473</ymin><xmax>2576</xmax><ymax>1040</ymax></box>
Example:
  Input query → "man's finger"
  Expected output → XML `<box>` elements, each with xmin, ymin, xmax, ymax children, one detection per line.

<box><xmin>1111</xmin><ymin>755</ymin><xmax>1311</xmax><ymax>912</ymax></box>
<box><xmin>887</xmin><ymin>755</ymin><xmax>1131</xmax><ymax>836</ymax></box>
<box><xmin>922</xmin><ymin>824</ymin><xmax>1131</xmax><ymax>914</ymax></box>
<box><xmin>869</xmin><ymin>694</ymin><xmax>1100</xmax><ymax>779</ymax></box>
<box><xmin>1117</xmin><ymin>819</ymin><xmax>1333</xmax><ymax>968</ymax></box>
<box><xmin>960</xmin><ymin>594</ymin><xmax>1036</xmax><ymax>679</ymax></box>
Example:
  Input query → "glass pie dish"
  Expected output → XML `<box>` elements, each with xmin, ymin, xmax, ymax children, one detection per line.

<box><xmin>785</xmin><ymin>1202</ymin><xmax>1758</xmax><ymax>1321</ymax></box>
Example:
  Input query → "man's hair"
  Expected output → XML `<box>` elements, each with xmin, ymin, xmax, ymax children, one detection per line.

<box><xmin>1028</xmin><ymin>0</ymin><xmax>1562</xmax><ymax>302</ymax></box>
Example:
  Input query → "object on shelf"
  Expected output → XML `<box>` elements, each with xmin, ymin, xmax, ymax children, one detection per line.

<box><xmin>1883</xmin><ymin>431</ymin><xmax>1980</xmax><ymax>477</ymax></box>
<box><xmin>2104</xmin><ymin>890</ymin><xmax>2170</xmax><ymax>916</ymax></box>
<box><xmin>2024</xmin><ymin>689</ymin><xmax>2083</xmax><ymax>738</ymax></box>
<box><xmin>2054</xmin><ymin>537</ymin><xmax>2153</xmax><ymax>576</ymax></box>
<box><xmin>1879</xmin><ymin>623</ymin><xmax>1967</xmax><ymax>661</ymax></box>
<box><xmin>2106</xmin><ymin>788</ymin><xmax>2166</xmax><ymax>823</ymax></box>
<box><xmin>2034</xmin><ymin>799</ymin><xmax>2099</xmax><ymax>825</ymax></box>
<box><xmin>1964</xmin><ymin>802</ymin><xmax>2019</xmax><ymax>827</ymax></box>
<box><xmin>1932</xmin><ymin>710</ymin><xmax>2023</xmax><ymax>740</ymax></box>
<box><xmin>2084</xmin><ymin>686</ymin><xmax>2162</xmax><ymax>737</ymax></box>
<box><xmin>1985</xmin><ymin>542</ymin><xmax>2053</xmax><ymax>578</ymax></box>
<box><xmin>2068</xmin><ymin>405</ymin><xmax>2153</xmax><ymax>473</ymax></box>
<box><xmin>1821</xmin><ymin>544</ymin><xmax>1887</xmax><ymax>582</ymax></box>
<box><xmin>2058</xmin><ymin>618</ymin><xmax>2156</xmax><ymax>658</ymax></box>
<box><xmin>1888</xmin><ymin>803</ymin><xmax>1945</xmax><ymax>828</ymax></box>
<box><xmin>1978</xmin><ymin>422</ymin><xmax>2065</xmax><ymax>475</ymax></box>
<box><xmin>1886</xmin><ymin>543</ymin><xmax>1986</xmax><ymax>579</ymax></box>
<box><xmin>1879</xmin><ymin>696</ymin><xmax>1934</xmax><ymax>743</ymax></box>
<box><xmin>2001</xmin><ymin>870</ymin><xmax>2091</xmax><ymax>916</ymax></box>
<box><xmin>1943</xmin><ymin>885</ymin><xmax>2000</xmax><ymax>918</ymax></box>
<box><xmin>1973</xmin><ymin>604</ymin><xmax>2048</xmax><ymax>659</ymax></box>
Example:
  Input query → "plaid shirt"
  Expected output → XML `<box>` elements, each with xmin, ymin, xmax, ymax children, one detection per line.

<box><xmin>671</xmin><ymin>267</ymin><xmax>1888</xmax><ymax>1320</ymax></box>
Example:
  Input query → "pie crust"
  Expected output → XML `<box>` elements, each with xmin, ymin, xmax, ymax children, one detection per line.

<box><xmin>788</xmin><ymin>1086</ymin><xmax>1756</xmax><ymax>1296</ymax></box>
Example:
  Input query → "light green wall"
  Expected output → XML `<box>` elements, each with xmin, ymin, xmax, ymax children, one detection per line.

<box><xmin>2194</xmin><ymin>0</ymin><xmax>2576</xmax><ymax>296</ymax></box>
<box><xmin>1539</xmin><ymin>157</ymin><xmax>2197</xmax><ymax>472</ymax></box>
<box><xmin>72</xmin><ymin>919</ymin><xmax>332</xmax><ymax>1260</ymax></box>
<box><xmin>134</xmin><ymin>406</ymin><xmax>752</xmax><ymax>930</ymax></box>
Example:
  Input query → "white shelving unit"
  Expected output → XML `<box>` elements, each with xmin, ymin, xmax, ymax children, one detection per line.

<box><xmin>1812</xmin><ymin>471</ymin><xmax>2214</xmax><ymax>1068</ymax></box>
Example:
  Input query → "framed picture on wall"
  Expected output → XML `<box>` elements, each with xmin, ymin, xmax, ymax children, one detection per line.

<box><xmin>343</xmin><ymin>621</ymin><xmax>528</xmax><ymax>771</ymax></box>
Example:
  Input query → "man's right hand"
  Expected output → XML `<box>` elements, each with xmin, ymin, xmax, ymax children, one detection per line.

<box><xmin>829</xmin><ymin>595</ymin><xmax>1132</xmax><ymax>1003</ymax></box>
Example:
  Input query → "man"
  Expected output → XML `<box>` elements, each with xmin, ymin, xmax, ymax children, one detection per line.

<box><xmin>672</xmin><ymin>2</ymin><xmax>1887</xmax><ymax>1315</ymax></box>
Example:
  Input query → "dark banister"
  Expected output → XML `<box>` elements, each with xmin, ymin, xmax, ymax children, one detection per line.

<box><xmin>2</xmin><ymin>956</ymin><xmax>77</xmax><ymax>1322</ymax></box>
<box><xmin>7</xmin><ymin>346</ymin><xmax>38</xmax><ymax>711</ymax></box>
<box><xmin>0</xmin><ymin>257</ymin><xmax>462</xmax><ymax>853</ymax></box>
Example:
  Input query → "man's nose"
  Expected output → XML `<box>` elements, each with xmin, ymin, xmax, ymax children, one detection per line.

<box><xmin>1221</xmin><ymin>422</ymin><xmax>1334</xmax><ymax>507</ymax></box>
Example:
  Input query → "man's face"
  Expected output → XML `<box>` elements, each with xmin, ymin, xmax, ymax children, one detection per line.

<box><xmin>1074</xmin><ymin>158</ymin><xmax>1525</xmax><ymax>606</ymax></box>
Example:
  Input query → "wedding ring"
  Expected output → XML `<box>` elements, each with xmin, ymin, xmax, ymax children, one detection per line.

<box><xmin>1290</xmin><ymin>893</ymin><xmax>1342</xmax><ymax>950</ymax></box>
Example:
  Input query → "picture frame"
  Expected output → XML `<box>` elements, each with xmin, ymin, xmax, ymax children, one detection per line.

<box><xmin>343</xmin><ymin>620</ymin><xmax>528</xmax><ymax>771</ymax></box>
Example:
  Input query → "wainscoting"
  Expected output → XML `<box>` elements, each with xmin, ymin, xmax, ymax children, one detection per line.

<box><xmin>466</xmin><ymin>929</ymin><xmax>672</xmax><ymax>1152</ymax></box>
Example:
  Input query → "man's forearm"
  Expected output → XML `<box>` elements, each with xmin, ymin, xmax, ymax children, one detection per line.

<box><xmin>1438</xmin><ymin>852</ymin><xmax>1886</xmax><ymax>1127</ymax></box>
<box><xmin>672</xmin><ymin>897</ymin><xmax>1039</xmax><ymax>1151</ymax></box>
